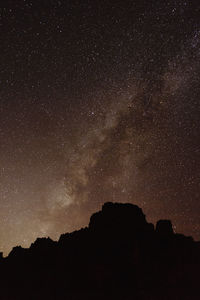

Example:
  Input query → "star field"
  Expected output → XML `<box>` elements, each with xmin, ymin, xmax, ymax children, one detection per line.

<box><xmin>0</xmin><ymin>0</ymin><xmax>200</xmax><ymax>255</ymax></box>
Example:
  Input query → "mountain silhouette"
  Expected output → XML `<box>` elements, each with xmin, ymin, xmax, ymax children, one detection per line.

<box><xmin>0</xmin><ymin>202</ymin><xmax>199</xmax><ymax>299</ymax></box>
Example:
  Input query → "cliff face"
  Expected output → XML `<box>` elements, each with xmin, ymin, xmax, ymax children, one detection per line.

<box><xmin>0</xmin><ymin>202</ymin><xmax>199</xmax><ymax>300</ymax></box>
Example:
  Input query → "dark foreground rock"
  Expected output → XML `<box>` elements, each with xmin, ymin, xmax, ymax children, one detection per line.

<box><xmin>0</xmin><ymin>202</ymin><xmax>199</xmax><ymax>299</ymax></box>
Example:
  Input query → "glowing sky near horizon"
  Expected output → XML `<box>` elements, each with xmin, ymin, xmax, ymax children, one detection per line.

<box><xmin>0</xmin><ymin>0</ymin><xmax>200</xmax><ymax>255</ymax></box>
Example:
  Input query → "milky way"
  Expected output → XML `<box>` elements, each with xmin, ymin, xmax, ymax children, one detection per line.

<box><xmin>0</xmin><ymin>0</ymin><xmax>200</xmax><ymax>255</ymax></box>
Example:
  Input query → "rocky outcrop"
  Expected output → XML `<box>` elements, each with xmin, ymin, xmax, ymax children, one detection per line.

<box><xmin>0</xmin><ymin>202</ymin><xmax>199</xmax><ymax>300</ymax></box>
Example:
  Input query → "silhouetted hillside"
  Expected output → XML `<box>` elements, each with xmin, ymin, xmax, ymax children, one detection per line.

<box><xmin>0</xmin><ymin>202</ymin><xmax>200</xmax><ymax>299</ymax></box>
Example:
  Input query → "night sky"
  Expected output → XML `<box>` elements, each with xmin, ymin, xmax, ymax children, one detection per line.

<box><xmin>0</xmin><ymin>0</ymin><xmax>200</xmax><ymax>256</ymax></box>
